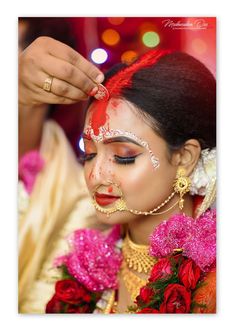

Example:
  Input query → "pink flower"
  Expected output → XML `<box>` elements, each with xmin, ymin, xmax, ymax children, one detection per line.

<box><xmin>149</xmin><ymin>214</ymin><xmax>193</xmax><ymax>257</ymax></box>
<box><xmin>149</xmin><ymin>210</ymin><xmax>216</xmax><ymax>272</ymax></box>
<box><xmin>184</xmin><ymin>210</ymin><xmax>216</xmax><ymax>272</ymax></box>
<box><xmin>19</xmin><ymin>150</ymin><xmax>44</xmax><ymax>194</ymax></box>
<box><xmin>54</xmin><ymin>225</ymin><xmax>122</xmax><ymax>292</ymax></box>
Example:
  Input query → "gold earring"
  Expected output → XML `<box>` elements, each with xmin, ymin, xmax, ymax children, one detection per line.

<box><xmin>173</xmin><ymin>168</ymin><xmax>191</xmax><ymax>210</ymax></box>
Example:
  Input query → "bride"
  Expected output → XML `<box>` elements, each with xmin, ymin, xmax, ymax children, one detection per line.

<box><xmin>19</xmin><ymin>44</ymin><xmax>216</xmax><ymax>313</ymax></box>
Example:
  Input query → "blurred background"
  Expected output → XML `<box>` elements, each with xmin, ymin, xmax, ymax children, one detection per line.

<box><xmin>18</xmin><ymin>17</ymin><xmax>216</xmax><ymax>158</ymax></box>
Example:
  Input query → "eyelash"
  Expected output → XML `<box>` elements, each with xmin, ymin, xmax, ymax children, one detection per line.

<box><xmin>114</xmin><ymin>155</ymin><xmax>137</xmax><ymax>165</ymax></box>
<box><xmin>82</xmin><ymin>153</ymin><xmax>140</xmax><ymax>165</ymax></box>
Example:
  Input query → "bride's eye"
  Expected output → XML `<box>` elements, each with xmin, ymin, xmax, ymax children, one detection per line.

<box><xmin>82</xmin><ymin>153</ymin><xmax>96</xmax><ymax>162</ymax></box>
<box><xmin>114</xmin><ymin>154</ymin><xmax>141</xmax><ymax>165</ymax></box>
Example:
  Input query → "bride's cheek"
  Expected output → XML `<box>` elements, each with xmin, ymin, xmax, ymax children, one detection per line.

<box><xmin>118</xmin><ymin>166</ymin><xmax>146</xmax><ymax>199</ymax></box>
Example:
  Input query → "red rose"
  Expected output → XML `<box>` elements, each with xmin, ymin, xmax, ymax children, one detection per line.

<box><xmin>67</xmin><ymin>304</ymin><xmax>90</xmax><ymax>313</ymax></box>
<box><xmin>137</xmin><ymin>307</ymin><xmax>160</xmax><ymax>314</ymax></box>
<box><xmin>46</xmin><ymin>295</ymin><xmax>64</xmax><ymax>313</ymax></box>
<box><xmin>149</xmin><ymin>257</ymin><xmax>172</xmax><ymax>282</ymax></box>
<box><xmin>55</xmin><ymin>279</ymin><xmax>86</xmax><ymax>304</ymax></box>
<box><xmin>83</xmin><ymin>294</ymin><xmax>92</xmax><ymax>303</ymax></box>
<box><xmin>139</xmin><ymin>286</ymin><xmax>155</xmax><ymax>304</ymax></box>
<box><xmin>76</xmin><ymin>304</ymin><xmax>90</xmax><ymax>313</ymax></box>
<box><xmin>159</xmin><ymin>284</ymin><xmax>191</xmax><ymax>313</ymax></box>
<box><xmin>178</xmin><ymin>258</ymin><xmax>201</xmax><ymax>290</ymax></box>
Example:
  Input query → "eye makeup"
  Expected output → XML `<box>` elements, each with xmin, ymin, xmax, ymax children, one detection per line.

<box><xmin>111</xmin><ymin>144</ymin><xmax>140</xmax><ymax>157</ymax></box>
<box><xmin>82</xmin><ymin>152</ymin><xmax>141</xmax><ymax>165</ymax></box>
<box><xmin>114</xmin><ymin>154</ymin><xmax>141</xmax><ymax>165</ymax></box>
<box><xmin>83</xmin><ymin>140</ymin><xmax>142</xmax><ymax>165</ymax></box>
<box><xmin>83</xmin><ymin>126</ymin><xmax>160</xmax><ymax>170</ymax></box>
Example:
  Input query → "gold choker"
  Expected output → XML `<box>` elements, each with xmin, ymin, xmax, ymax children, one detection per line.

<box><xmin>122</xmin><ymin>231</ymin><xmax>157</xmax><ymax>274</ymax></box>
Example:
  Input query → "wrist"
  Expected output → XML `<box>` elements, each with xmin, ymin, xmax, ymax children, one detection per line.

<box><xmin>19</xmin><ymin>103</ymin><xmax>49</xmax><ymax>118</ymax></box>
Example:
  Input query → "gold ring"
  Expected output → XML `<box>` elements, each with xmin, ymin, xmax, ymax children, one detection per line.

<box><xmin>42</xmin><ymin>76</ymin><xmax>53</xmax><ymax>92</ymax></box>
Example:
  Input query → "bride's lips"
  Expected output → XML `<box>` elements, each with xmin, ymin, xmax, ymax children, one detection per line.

<box><xmin>95</xmin><ymin>192</ymin><xmax>121</xmax><ymax>206</ymax></box>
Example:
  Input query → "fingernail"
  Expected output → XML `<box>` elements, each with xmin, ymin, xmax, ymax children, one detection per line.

<box><xmin>95</xmin><ymin>73</ymin><xmax>104</xmax><ymax>83</ymax></box>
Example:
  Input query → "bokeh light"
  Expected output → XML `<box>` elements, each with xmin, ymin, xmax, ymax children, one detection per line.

<box><xmin>139</xmin><ymin>22</ymin><xmax>157</xmax><ymax>34</ymax></box>
<box><xmin>142</xmin><ymin>31</ymin><xmax>160</xmax><ymax>48</ymax></box>
<box><xmin>102</xmin><ymin>29</ymin><xmax>120</xmax><ymax>46</ymax></box>
<box><xmin>108</xmin><ymin>17</ymin><xmax>125</xmax><ymax>25</ymax></box>
<box><xmin>78</xmin><ymin>136</ymin><xmax>85</xmax><ymax>152</ymax></box>
<box><xmin>91</xmin><ymin>48</ymin><xmax>108</xmax><ymax>64</ymax></box>
<box><xmin>191</xmin><ymin>38</ymin><xmax>207</xmax><ymax>55</ymax></box>
<box><xmin>121</xmin><ymin>50</ymin><xmax>138</xmax><ymax>64</ymax></box>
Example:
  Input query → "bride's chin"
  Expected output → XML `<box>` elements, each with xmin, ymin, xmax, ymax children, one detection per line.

<box><xmin>95</xmin><ymin>209</ymin><xmax>142</xmax><ymax>226</ymax></box>
<box><xmin>95</xmin><ymin>211</ymin><xmax>130</xmax><ymax>225</ymax></box>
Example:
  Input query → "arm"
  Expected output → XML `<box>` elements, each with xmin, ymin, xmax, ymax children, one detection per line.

<box><xmin>18</xmin><ymin>103</ymin><xmax>48</xmax><ymax>158</ymax></box>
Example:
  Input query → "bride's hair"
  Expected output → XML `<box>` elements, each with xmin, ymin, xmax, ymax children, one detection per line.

<box><xmin>102</xmin><ymin>50</ymin><xmax>216</xmax><ymax>153</ymax></box>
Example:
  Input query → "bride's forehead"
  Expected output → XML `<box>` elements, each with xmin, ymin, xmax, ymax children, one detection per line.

<box><xmin>85</xmin><ymin>99</ymin><xmax>142</xmax><ymax>127</ymax></box>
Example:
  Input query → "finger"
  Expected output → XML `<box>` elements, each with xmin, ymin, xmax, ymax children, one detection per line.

<box><xmin>51</xmin><ymin>77</ymin><xmax>89</xmax><ymax>100</ymax></box>
<box><xmin>38</xmin><ymin>55</ymin><xmax>99</xmax><ymax>95</ymax></box>
<box><xmin>23</xmin><ymin>76</ymin><xmax>80</xmax><ymax>105</ymax></box>
<box><xmin>43</xmin><ymin>37</ymin><xmax>104</xmax><ymax>83</ymax></box>
<box><xmin>21</xmin><ymin>67</ymin><xmax>92</xmax><ymax>104</ymax></box>
<box><xmin>39</xmin><ymin>94</ymin><xmax>78</xmax><ymax>105</ymax></box>
<box><xmin>38</xmin><ymin>72</ymin><xmax>89</xmax><ymax>101</ymax></box>
<box><xmin>32</xmin><ymin>85</ymin><xmax>80</xmax><ymax>105</ymax></box>
<box><xmin>73</xmin><ymin>54</ymin><xmax>105</xmax><ymax>84</ymax></box>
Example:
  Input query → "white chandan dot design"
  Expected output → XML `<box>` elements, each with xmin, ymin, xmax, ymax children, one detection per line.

<box><xmin>85</xmin><ymin>126</ymin><xmax>160</xmax><ymax>170</ymax></box>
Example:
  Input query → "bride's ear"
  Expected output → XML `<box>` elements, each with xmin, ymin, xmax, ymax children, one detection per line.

<box><xmin>170</xmin><ymin>139</ymin><xmax>201</xmax><ymax>176</ymax></box>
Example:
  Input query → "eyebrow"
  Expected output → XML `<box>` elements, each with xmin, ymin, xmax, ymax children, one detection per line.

<box><xmin>82</xmin><ymin>134</ymin><xmax>142</xmax><ymax>147</ymax></box>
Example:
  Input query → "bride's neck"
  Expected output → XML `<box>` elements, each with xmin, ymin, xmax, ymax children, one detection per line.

<box><xmin>127</xmin><ymin>194</ymin><xmax>194</xmax><ymax>245</ymax></box>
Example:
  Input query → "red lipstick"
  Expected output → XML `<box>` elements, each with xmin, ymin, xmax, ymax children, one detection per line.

<box><xmin>95</xmin><ymin>193</ymin><xmax>120</xmax><ymax>206</ymax></box>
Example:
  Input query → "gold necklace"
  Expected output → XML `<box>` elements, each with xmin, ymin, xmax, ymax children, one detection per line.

<box><xmin>121</xmin><ymin>232</ymin><xmax>158</xmax><ymax>303</ymax></box>
<box><xmin>96</xmin><ymin>233</ymin><xmax>158</xmax><ymax>312</ymax></box>
<box><xmin>120</xmin><ymin>259</ymin><xmax>148</xmax><ymax>303</ymax></box>
<box><xmin>122</xmin><ymin>231</ymin><xmax>157</xmax><ymax>273</ymax></box>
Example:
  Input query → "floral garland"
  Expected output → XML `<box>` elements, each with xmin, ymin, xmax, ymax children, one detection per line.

<box><xmin>19</xmin><ymin>150</ymin><xmax>45</xmax><ymax>194</ymax></box>
<box><xmin>189</xmin><ymin>148</ymin><xmax>216</xmax><ymax>196</ymax></box>
<box><xmin>132</xmin><ymin>254</ymin><xmax>210</xmax><ymax>313</ymax></box>
<box><xmin>18</xmin><ymin>150</ymin><xmax>45</xmax><ymax>216</ymax></box>
<box><xmin>46</xmin><ymin>225</ymin><xmax>122</xmax><ymax>313</ymax></box>
<box><xmin>46</xmin><ymin>209</ymin><xmax>216</xmax><ymax>314</ymax></box>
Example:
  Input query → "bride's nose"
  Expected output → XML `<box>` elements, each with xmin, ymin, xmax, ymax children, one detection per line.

<box><xmin>88</xmin><ymin>154</ymin><xmax>113</xmax><ymax>187</ymax></box>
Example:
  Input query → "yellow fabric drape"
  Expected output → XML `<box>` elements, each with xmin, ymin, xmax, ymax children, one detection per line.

<box><xmin>18</xmin><ymin>120</ymin><xmax>102</xmax><ymax>313</ymax></box>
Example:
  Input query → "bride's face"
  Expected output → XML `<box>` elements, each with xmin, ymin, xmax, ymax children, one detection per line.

<box><xmin>83</xmin><ymin>98</ymin><xmax>177</xmax><ymax>225</ymax></box>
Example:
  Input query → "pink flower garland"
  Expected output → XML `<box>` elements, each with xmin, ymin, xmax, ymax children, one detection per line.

<box><xmin>149</xmin><ymin>209</ymin><xmax>216</xmax><ymax>272</ymax></box>
<box><xmin>19</xmin><ymin>150</ymin><xmax>45</xmax><ymax>194</ymax></box>
<box><xmin>53</xmin><ymin>209</ymin><xmax>216</xmax><ymax>298</ymax></box>
<box><xmin>54</xmin><ymin>225</ymin><xmax>122</xmax><ymax>292</ymax></box>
